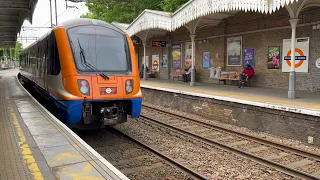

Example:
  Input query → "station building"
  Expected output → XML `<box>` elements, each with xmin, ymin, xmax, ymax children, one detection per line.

<box><xmin>113</xmin><ymin>0</ymin><xmax>320</xmax><ymax>93</ymax></box>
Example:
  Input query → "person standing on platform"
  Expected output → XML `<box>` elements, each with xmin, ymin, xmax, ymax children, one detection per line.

<box><xmin>239</xmin><ymin>64</ymin><xmax>254</xmax><ymax>88</ymax></box>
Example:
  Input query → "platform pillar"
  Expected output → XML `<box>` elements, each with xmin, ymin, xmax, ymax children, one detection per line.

<box><xmin>190</xmin><ymin>34</ymin><xmax>196</xmax><ymax>87</ymax></box>
<box><xmin>288</xmin><ymin>19</ymin><xmax>299</xmax><ymax>99</ymax></box>
<box><xmin>143</xmin><ymin>42</ymin><xmax>147</xmax><ymax>81</ymax></box>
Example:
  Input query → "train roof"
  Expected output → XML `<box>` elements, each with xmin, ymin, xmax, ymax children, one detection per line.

<box><xmin>61</xmin><ymin>18</ymin><xmax>124</xmax><ymax>34</ymax></box>
<box><xmin>22</xmin><ymin>18</ymin><xmax>125</xmax><ymax>51</ymax></box>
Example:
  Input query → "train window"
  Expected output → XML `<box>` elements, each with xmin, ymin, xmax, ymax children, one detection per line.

<box><xmin>67</xmin><ymin>25</ymin><xmax>131</xmax><ymax>73</ymax></box>
<box><xmin>47</xmin><ymin>32</ymin><xmax>61</xmax><ymax>75</ymax></box>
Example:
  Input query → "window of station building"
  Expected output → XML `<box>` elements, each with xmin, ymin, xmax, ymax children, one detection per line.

<box><xmin>47</xmin><ymin>32</ymin><xmax>61</xmax><ymax>75</ymax></box>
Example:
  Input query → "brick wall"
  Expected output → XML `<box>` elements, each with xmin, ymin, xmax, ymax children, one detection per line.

<box><xmin>141</xmin><ymin>88</ymin><xmax>320</xmax><ymax>146</ymax></box>
<box><xmin>136</xmin><ymin>7</ymin><xmax>320</xmax><ymax>92</ymax></box>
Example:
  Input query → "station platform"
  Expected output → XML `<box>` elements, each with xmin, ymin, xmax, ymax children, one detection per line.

<box><xmin>141</xmin><ymin>79</ymin><xmax>320</xmax><ymax>117</ymax></box>
<box><xmin>0</xmin><ymin>69</ymin><xmax>129</xmax><ymax>180</ymax></box>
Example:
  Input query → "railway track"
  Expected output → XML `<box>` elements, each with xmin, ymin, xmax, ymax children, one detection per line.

<box><xmin>77</xmin><ymin>128</ymin><xmax>208</xmax><ymax>180</ymax></box>
<box><xmin>141</xmin><ymin>105</ymin><xmax>320</xmax><ymax>180</ymax></box>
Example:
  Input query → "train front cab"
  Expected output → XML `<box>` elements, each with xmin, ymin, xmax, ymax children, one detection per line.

<box><xmin>52</xmin><ymin>21</ymin><xmax>142</xmax><ymax>128</ymax></box>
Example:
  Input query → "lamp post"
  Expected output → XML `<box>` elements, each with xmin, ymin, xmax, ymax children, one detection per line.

<box><xmin>49</xmin><ymin>0</ymin><xmax>53</xmax><ymax>28</ymax></box>
<box><xmin>55</xmin><ymin>0</ymin><xmax>58</xmax><ymax>26</ymax></box>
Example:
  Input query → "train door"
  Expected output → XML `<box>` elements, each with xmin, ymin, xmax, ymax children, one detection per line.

<box><xmin>44</xmin><ymin>39</ymin><xmax>49</xmax><ymax>91</ymax></box>
<box><xmin>34</xmin><ymin>47</ymin><xmax>39</xmax><ymax>82</ymax></box>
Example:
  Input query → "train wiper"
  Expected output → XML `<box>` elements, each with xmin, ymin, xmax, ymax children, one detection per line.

<box><xmin>77</xmin><ymin>38</ymin><xmax>109</xmax><ymax>80</ymax></box>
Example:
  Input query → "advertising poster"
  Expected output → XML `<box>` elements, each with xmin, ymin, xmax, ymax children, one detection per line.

<box><xmin>227</xmin><ymin>36</ymin><xmax>242</xmax><ymax>66</ymax></box>
<box><xmin>152</xmin><ymin>55</ymin><xmax>160</xmax><ymax>72</ymax></box>
<box><xmin>185</xmin><ymin>42</ymin><xmax>192</xmax><ymax>66</ymax></box>
<box><xmin>202</xmin><ymin>51</ymin><xmax>211</xmax><ymax>69</ymax></box>
<box><xmin>268</xmin><ymin>46</ymin><xmax>281</xmax><ymax>69</ymax></box>
<box><xmin>243</xmin><ymin>48</ymin><xmax>254</xmax><ymax>68</ymax></box>
<box><xmin>162</xmin><ymin>54</ymin><xmax>168</xmax><ymax>68</ymax></box>
<box><xmin>172</xmin><ymin>44</ymin><xmax>182</xmax><ymax>69</ymax></box>
<box><xmin>282</xmin><ymin>37</ymin><xmax>309</xmax><ymax>73</ymax></box>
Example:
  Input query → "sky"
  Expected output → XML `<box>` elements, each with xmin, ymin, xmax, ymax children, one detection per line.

<box><xmin>18</xmin><ymin>0</ymin><xmax>89</xmax><ymax>48</ymax></box>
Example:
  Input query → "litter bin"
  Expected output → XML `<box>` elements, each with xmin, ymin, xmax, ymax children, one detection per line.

<box><xmin>209</xmin><ymin>67</ymin><xmax>216</xmax><ymax>78</ymax></box>
<box><xmin>215</xmin><ymin>67</ymin><xmax>222</xmax><ymax>79</ymax></box>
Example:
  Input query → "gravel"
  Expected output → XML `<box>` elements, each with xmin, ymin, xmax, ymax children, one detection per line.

<box><xmin>252</xmin><ymin>148</ymin><xmax>284</xmax><ymax>157</ymax></box>
<box><xmin>117</xmin><ymin>118</ymin><xmax>298</xmax><ymax>179</ymax></box>
<box><xmin>273</xmin><ymin>154</ymin><xmax>306</xmax><ymax>165</ymax></box>
<box><xmin>297</xmin><ymin>161</ymin><xmax>320</xmax><ymax>174</ymax></box>
<box><xmin>78</xmin><ymin>129</ymin><xmax>192</xmax><ymax>180</ymax></box>
<box><xmin>127</xmin><ymin>165</ymin><xmax>191</xmax><ymax>180</ymax></box>
<box><xmin>142</xmin><ymin>103</ymin><xmax>320</xmax><ymax>156</ymax></box>
<box><xmin>236</xmin><ymin>142</ymin><xmax>262</xmax><ymax>151</ymax></box>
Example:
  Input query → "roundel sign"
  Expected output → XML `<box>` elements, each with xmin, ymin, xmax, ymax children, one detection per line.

<box><xmin>282</xmin><ymin>37</ymin><xmax>309</xmax><ymax>73</ymax></box>
<box><xmin>152</xmin><ymin>55</ymin><xmax>160</xmax><ymax>72</ymax></box>
<box><xmin>153</xmin><ymin>60</ymin><xmax>158</xmax><ymax>70</ymax></box>
<box><xmin>284</xmin><ymin>48</ymin><xmax>306</xmax><ymax>68</ymax></box>
<box><xmin>316</xmin><ymin>58</ymin><xmax>320</xmax><ymax>69</ymax></box>
<box><xmin>105</xmin><ymin>88</ymin><xmax>112</xmax><ymax>94</ymax></box>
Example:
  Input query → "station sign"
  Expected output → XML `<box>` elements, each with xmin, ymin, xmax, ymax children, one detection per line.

<box><xmin>282</xmin><ymin>37</ymin><xmax>309</xmax><ymax>73</ymax></box>
<box><xmin>316</xmin><ymin>58</ymin><xmax>320</xmax><ymax>69</ymax></box>
<box><xmin>152</xmin><ymin>41</ymin><xmax>166</xmax><ymax>47</ymax></box>
<box><xmin>152</xmin><ymin>55</ymin><xmax>160</xmax><ymax>72</ymax></box>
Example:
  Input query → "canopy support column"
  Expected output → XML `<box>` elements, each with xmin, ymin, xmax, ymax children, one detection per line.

<box><xmin>288</xmin><ymin>19</ymin><xmax>299</xmax><ymax>99</ymax></box>
<box><xmin>190</xmin><ymin>34</ymin><xmax>196</xmax><ymax>86</ymax></box>
<box><xmin>143</xmin><ymin>42</ymin><xmax>147</xmax><ymax>80</ymax></box>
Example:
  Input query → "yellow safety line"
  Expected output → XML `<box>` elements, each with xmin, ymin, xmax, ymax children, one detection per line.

<box><xmin>142</xmin><ymin>81</ymin><xmax>320</xmax><ymax>110</ymax></box>
<box><xmin>8</xmin><ymin>105</ymin><xmax>44</xmax><ymax>180</ymax></box>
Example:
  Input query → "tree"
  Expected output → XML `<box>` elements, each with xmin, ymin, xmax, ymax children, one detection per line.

<box><xmin>162</xmin><ymin>0</ymin><xmax>189</xmax><ymax>12</ymax></box>
<box><xmin>82</xmin><ymin>0</ymin><xmax>189</xmax><ymax>23</ymax></box>
<box><xmin>14</xmin><ymin>41</ymin><xmax>23</xmax><ymax>59</ymax></box>
<box><xmin>82</xmin><ymin>0</ymin><xmax>164</xmax><ymax>23</ymax></box>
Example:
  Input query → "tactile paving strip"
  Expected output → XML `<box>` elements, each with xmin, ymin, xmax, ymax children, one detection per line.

<box><xmin>0</xmin><ymin>78</ymin><xmax>33</xmax><ymax>180</ymax></box>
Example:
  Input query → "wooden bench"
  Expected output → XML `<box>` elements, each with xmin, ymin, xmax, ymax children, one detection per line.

<box><xmin>147</xmin><ymin>70</ymin><xmax>156</xmax><ymax>78</ymax></box>
<box><xmin>170</xmin><ymin>69</ymin><xmax>185</xmax><ymax>81</ymax></box>
<box><xmin>214</xmin><ymin>71</ymin><xmax>240</xmax><ymax>85</ymax></box>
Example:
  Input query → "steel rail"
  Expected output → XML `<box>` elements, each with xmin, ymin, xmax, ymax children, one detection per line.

<box><xmin>114</xmin><ymin>128</ymin><xmax>209</xmax><ymax>180</ymax></box>
<box><xmin>140</xmin><ymin>108</ymin><xmax>320</xmax><ymax>180</ymax></box>
<box><xmin>142</xmin><ymin>105</ymin><xmax>320</xmax><ymax>161</ymax></box>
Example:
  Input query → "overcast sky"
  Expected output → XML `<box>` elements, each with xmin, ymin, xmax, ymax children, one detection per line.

<box><xmin>18</xmin><ymin>0</ymin><xmax>88</xmax><ymax>48</ymax></box>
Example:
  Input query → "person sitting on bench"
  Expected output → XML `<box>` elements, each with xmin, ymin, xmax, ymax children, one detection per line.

<box><xmin>239</xmin><ymin>64</ymin><xmax>254</xmax><ymax>88</ymax></box>
<box><xmin>183</xmin><ymin>65</ymin><xmax>191</xmax><ymax>82</ymax></box>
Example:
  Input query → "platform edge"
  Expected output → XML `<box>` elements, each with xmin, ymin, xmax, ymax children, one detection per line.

<box><xmin>16</xmin><ymin>74</ymin><xmax>130</xmax><ymax>180</ymax></box>
<box><xmin>141</xmin><ymin>84</ymin><xmax>320</xmax><ymax>117</ymax></box>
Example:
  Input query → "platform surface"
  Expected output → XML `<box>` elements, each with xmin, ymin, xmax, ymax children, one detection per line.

<box><xmin>0</xmin><ymin>69</ymin><xmax>129</xmax><ymax>180</ymax></box>
<box><xmin>141</xmin><ymin>79</ymin><xmax>320</xmax><ymax>117</ymax></box>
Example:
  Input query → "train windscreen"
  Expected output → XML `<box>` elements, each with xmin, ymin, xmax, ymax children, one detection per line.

<box><xmin>67</xmin><ymin>25</ymin><xmax>130</xmax><ymax>73</ymax></box>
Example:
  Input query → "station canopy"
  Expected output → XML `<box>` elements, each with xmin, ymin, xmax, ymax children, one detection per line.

<box><xmin>0</xmin><ymin>0</ymin><xmax>37</xmax><ymax>47</ymax></box>
<box><xmin>111</xmin><ymin>0</ymin><xmax>303</xmax><ymax>37</ymax></box>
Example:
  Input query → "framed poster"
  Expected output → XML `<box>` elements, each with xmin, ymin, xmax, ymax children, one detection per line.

<box><xmin>162</xmin><ymin>54</ymin><xmax>168</xmax><ymax>68</ymax></box>
<box><xmin>172</xmin><ymin>44</ymin><xmax>182</xmax><ymax>69</ymax></box>
<box><xmin>227</xmin><ymin>36</ymin><xmax>242</xmax><ymax>66</ymax></box>
<box><xmin>185</xmin><ymin>42</ymin><xmax>192</xmax><ymax>66</ymax></box>
<box><xmin>202</xmin><ymin>51</ymin><xmax>211</xmax><ymax>69</ymax></box>
<box><xmin>243</xmin><ymin>48</ymin><xmax>254</xmax><ymax>68</ymax></box>
<box><xmin>267</xmin><ymin>46</ymin><xmax>281</xmax><ymax>69</ymax></box>
<box><xmin>282</xmin><ymin>37</ymin><xmax>309</xmax><ymax>73</ymax></box>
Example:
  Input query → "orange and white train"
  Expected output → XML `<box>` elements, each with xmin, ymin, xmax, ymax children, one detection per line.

<box><xmin>19</xmin><ymin>18</ymin><xmax>142</xmax><ymax>129</ymax></box>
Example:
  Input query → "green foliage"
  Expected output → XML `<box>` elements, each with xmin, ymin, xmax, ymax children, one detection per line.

<box><xmin>0</xmin><ymin>42</ymin><xmax>23</xmax><ymax>60</ymax></box>
<box><xmin>162</xmin><ymin>0</ymin><xmax>189</xmax><ymax>12</ymax></box>
<box><xmin>82</xmin><ymin>0</ymin><xmax>189</xmax><ymax>23</ymax></box>
<box><xmin>14</xmin><ymin>42</ymin><xmax>23</xmax><ymax>59</ymax></box>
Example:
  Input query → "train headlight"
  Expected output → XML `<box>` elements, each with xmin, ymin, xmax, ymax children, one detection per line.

<box><xmin>125</xmin><ymin>79</ymin><xmax>133</xmax><ymax>94</ymax></box>
<box><xmin>77</xmin><ymin>79</ymin><xmax>90</xmax><ymax>96</ymax></box>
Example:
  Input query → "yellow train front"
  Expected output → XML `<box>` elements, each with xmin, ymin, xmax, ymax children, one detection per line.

<box><xmin>19</xmin><ymin>18</ymin><xmax>142</xmax><ymax>129</ymax></box>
